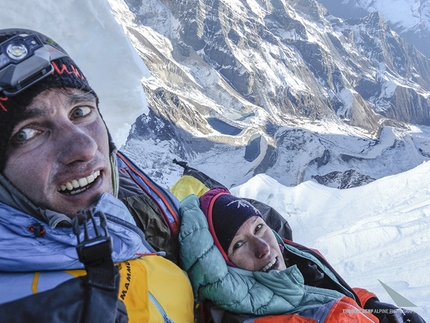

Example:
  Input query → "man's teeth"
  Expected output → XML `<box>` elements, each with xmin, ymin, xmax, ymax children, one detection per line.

<box><xmin>59</xmin><ymin>170</ymin><xmax>100</xmax><ymax>194</ymax></box>
<box><xmin>262</xmin><ymin>258</ymin><xmax>277</xmax><ymax>272</ymax></box>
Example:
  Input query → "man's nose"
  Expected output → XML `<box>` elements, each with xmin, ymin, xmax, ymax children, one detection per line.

<box><xmin>253</xmin><ymin>237</ymin><xmax>270</xmax><ymax>259</ymax></box>
<box><xmin>56</xmin><ymin>125</ymin><xmax>97</xmax><ymax>164</ymax></box>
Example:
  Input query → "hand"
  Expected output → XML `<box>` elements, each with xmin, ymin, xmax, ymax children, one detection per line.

<box><xmin>402</xmin><ymin>309</ymin><xmax>427</xmax><ymax>323</ymax></box>
<box><xmin>364</xmin><ymin>298</ymin><xmax>426</xmax><ymax>323</ymax></box>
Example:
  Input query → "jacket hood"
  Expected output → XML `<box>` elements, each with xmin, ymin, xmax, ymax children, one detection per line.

<box><xmin>199</xmin><ymin>187</ymin><xmax>234</xmax><ymax>265</ymax></box>
<box><xmin>199</xmin><ymin>187</ymin><xmax>230</xmax><ymax>216</ymax></box>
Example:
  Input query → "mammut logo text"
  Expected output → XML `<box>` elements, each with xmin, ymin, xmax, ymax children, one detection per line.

<box><xmin>120</xmin><ymin>261</ymin><xmax>132</xmax><ymax>300</ymax></box>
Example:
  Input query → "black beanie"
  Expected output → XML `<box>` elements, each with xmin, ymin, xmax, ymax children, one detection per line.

<box><xmin>211</xmin><ymin>194</ymin><xmax>263</xmax><ymax>255</ymax></box>
<box><xmin>0</xmin><ymin>29</ymin><xmax>97</xmax><ymax>171</ymax></box>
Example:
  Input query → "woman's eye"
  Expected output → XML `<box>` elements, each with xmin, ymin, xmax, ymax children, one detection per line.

<box><xmin>255</xmin><ymin>223</ymin><xmax>263</xmax><ymax>233</ymax></box>
<box><xmin>11</xmin><ymin>128</ymin><xmax>40</xmax><ymax>144</ymax></box>
<box><xmin>232</xmin><ymin>241</ymin><xmax>243</xmax><ymax>251</ymax></box>
<box><xmin>71</xmin><ymin>106</ymin><xmax>91</xmax><ymax>119</ymax></box>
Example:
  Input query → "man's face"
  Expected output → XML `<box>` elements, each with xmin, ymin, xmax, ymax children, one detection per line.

<box><xmin>3</xmin><ymin>88</ymin><xmax>113</xmax><ymax>218</ymax></box>
<box><xmin>227</xmin><ymin>216</ymin><xmax>287</xmax><ymax>272</ymax></box>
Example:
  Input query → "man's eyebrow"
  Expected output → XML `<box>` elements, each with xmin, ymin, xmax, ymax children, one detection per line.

<box><xmin>19</xmin><ymin>108</ymin><xmax>49</xmax><ymax>120</ymax></box>
<box><xmin>66</xmin><ymin>91</ymin><xmax>97</xmax><ymax>105</ymax></box>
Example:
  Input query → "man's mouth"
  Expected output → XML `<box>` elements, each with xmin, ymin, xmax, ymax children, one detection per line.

<box><xmin>261</xmin><ymin>257</ymin><xmax>278</xmax><ymax>272</ymax></box>
<box><xmin>58</xmin><ymin>170</ymin><xmax>101</xmax><ymax>195</ymax></box>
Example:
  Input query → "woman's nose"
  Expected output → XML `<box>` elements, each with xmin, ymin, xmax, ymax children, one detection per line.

<box><xmin>253</xmin><ymin>237</ymin><xmax>270</xmax><ymax>259</ymax></box>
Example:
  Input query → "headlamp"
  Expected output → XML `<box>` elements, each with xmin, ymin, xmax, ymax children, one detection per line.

<box><xmin>0</xmin><ymin>33</ymin><xmax>68</xmax><ymax>96</ymax></box>
<box><xmin>7</xmin><ymin>42</ymin><xmax>29</xmax><ymax>60</ymax></box>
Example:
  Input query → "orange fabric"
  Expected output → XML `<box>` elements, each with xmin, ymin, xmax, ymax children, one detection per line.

<box><xmin>325</xmin><ymin>296</ymin><xmax>379</xmax><ymax>323</ymax></box>
<box><xmin>353</xmin><ymin>288</ymin><xmax>378</xmax><ymax>308</ymax></box>
<box><xmin>253</xmin><ymin>297</ymin><xmax>379</xmax><ymax>323</ymax></box>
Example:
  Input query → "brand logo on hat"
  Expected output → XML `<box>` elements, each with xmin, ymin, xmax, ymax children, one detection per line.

<box><xmin>227</xmin><ymin>199</ymin><xmax>260</xmax><ymax>214</ymax></box>
<box><xmin>52</xmin><ymin>61</ymin><xmax>86</xmax><ymax>81</ymax></box>
<box><xmin>0</xmin><ymin>96</ymin><xmax>7</xmax><ymax>112</ymax></box>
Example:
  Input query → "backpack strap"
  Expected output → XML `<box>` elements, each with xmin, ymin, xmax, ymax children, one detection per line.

<box><xmin>117</xmin><ymin>151</ymin><xmax>180</xmax><ymax>237</ymax></box>
<box><xmin>0</xmin><ymin>209</ymin><xmax>127</xmax><ymax>323</ymax></box>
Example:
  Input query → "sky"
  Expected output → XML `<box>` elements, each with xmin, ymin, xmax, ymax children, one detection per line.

<box><xmin>1</xmin><ymin>0</ymin><xmax>429</xmax><ymax>320</ymax></box>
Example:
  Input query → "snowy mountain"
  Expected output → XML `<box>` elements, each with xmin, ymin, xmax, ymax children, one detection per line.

<box><xmin>318</xmin><ymin>0</ymin><xmax>430</xmax><ymax>59</ymax></box>
<box><xmin>109</xmin><ymin>0</ymin><xmax>430</xmax><ymax>190</ymax></box>
<box><xmin>1</xmin><ymin>0</ymin><xmax>429</xmax><ymax>319</ymax></box>
<box><xmin>3</xmin><ymin>2</ymin><xmax>430</xmax><ymax>190</ymax></box>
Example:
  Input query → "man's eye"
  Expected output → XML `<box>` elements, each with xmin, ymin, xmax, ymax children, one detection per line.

<box><xmin>71</xmin><ymin>106</ymin><xmax>91</xmax><ymax>119</ymax></box>
<box><xmin>11</xmin><ymin>128</ymin><xmax>39</xmax><ymax>144</ymax></box>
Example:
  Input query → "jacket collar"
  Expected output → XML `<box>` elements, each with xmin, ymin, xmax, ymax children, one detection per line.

<box><xmin>0</xmin><ymin>192</ymin><xmax>153</xmax><ymax>272</ymax></box>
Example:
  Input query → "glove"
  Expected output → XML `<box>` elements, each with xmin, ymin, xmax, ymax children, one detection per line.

<box><xmin>402</xmin><ymin>309</ymin><xmax>427</xmax><ymax>323</ymax></box>
<box><xmin>364</xmin><ymin>298</ymin><xmax>426</xmax><ymax>323</ymax></box>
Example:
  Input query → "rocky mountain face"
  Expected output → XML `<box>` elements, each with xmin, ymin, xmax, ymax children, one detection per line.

<box><xmin>312</xmin><ymin>169</ymin><xmax>375</xmax><ymax>188</ymax></box>
<box><xmin>318</xmin><ymin>0</ymin><xmax>430</xmax><ymax>60</ymax></box>
<box><xmin>110</xmin><ymin>0</ymin><xmax>430</xmax><ymax>189</ymax></box>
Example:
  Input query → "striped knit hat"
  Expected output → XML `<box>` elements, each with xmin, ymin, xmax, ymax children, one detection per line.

<box><xmin>200</xmin><ymin>187</ymin><xmax>262</xmax><ymax>264</ymax></box>
<box><xmin>0</xmin><ymin>28</ymin><xmax>97</xmax><ymax>171</ymax></box>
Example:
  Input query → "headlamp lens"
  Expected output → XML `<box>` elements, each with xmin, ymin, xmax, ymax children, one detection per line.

<box><xmin>6</xmin><ymin>42</ymin><xmax>28</xmax><ymax>61</ymax></box>
<box><xmin>0</xmin><ymin>32</ymin><xmax>68</xmax><ymax>96</ymax></box>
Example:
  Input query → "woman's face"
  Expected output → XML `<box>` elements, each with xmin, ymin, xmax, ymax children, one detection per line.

<box><xmin>227</xmin><ymin>216</ymin><xmax>287</xmax><ymax>272</ymax></box>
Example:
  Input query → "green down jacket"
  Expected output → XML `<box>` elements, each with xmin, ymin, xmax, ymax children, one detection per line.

<box><xmin>178</xmin><ymin>194</ymin><xmax>357</xmax><ymax>316</ymax></box>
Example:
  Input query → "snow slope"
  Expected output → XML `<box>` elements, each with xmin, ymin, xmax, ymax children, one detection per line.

<box><xmin>231</xmin><ymin>161</ymin><xmax>430</xmax><ymax>318</ymax></box>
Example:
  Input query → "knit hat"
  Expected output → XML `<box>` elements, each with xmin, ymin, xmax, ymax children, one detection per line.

<box><xmin>0</xmin><ymin>28</ymin><xmax>97</xmax><ymax>171</ymax></box>
<box><xmin>200</xmin><ymin>187</ymin><xmax>262</xmax><ymax>263</ymax></box>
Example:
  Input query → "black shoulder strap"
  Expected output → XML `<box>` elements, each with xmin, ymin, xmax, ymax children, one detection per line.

<box><xmin>173</xmin><ymin>159</ymin><xmax>226</xmax><ymax>189</ymax></box>
<box><xmin>0</xmin><ymin>209</ymin><xmax>128</xmax><ymax>323</ymax></box>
